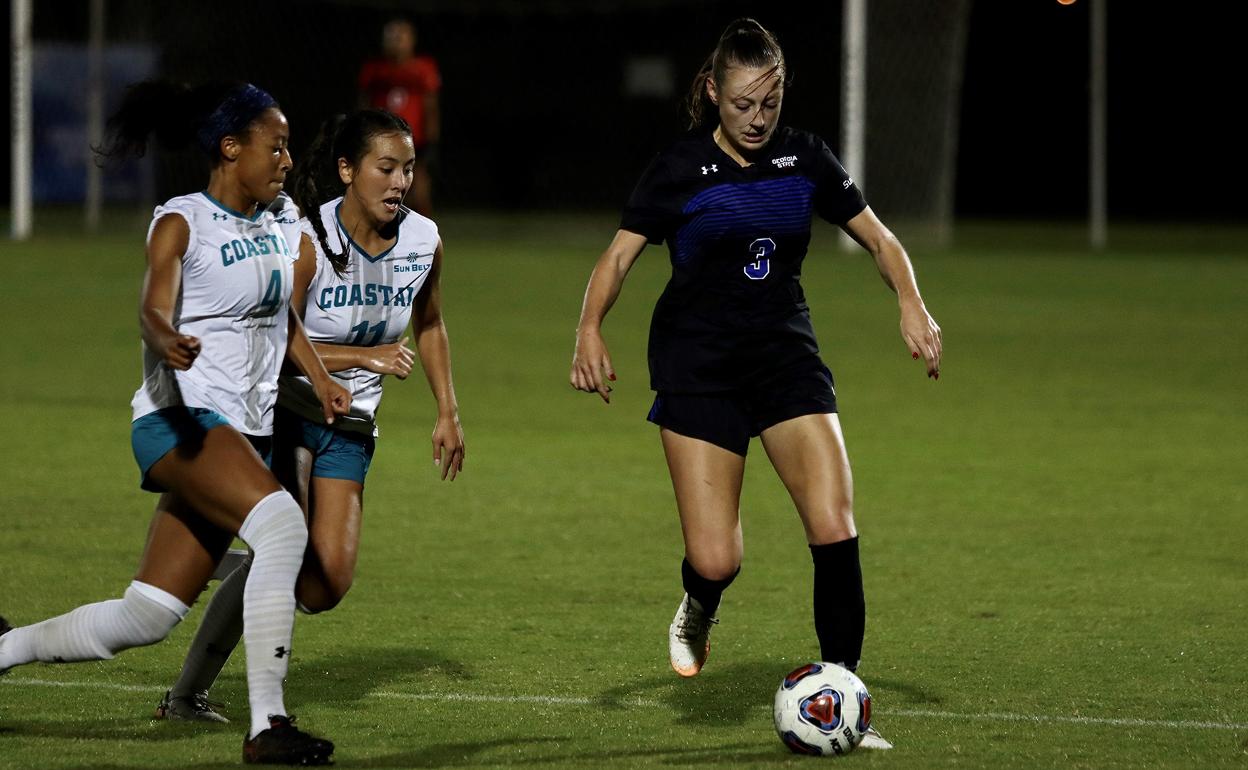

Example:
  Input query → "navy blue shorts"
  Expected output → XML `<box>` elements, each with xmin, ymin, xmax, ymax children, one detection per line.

<box><xmin>131</xmin><ymin>406</ymin><xmax>271</xmax><ymax>492</ymax></box>
<box><xmin>274</xmin><ymin>406</ymin><xmax>375</xmax><ymax>484</ymax></box>
<box><xmin>647</xmin><ymin>364</ymin><xmax>837</xmax><ymax>457</ymax></box>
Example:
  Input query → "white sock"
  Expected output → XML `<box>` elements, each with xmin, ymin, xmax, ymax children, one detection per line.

<box><xmin>236</xmin><ymin>490</ymin><xmax>308</xmax><ymax>739</ymax></box>
<box><xmin>0</xmin><ymin>581</ymin><xmax>187</xmax><ymax>669</ymax></box>
<box><xmin>170</xmin><ymin>557</ymin><xmax>250</xmax><ymax>699</ymax></box>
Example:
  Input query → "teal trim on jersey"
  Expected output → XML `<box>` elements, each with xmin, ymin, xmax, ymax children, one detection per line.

<box><xmin>334</xmin><ymin>202</ymin><xmax>400</xmax><ymax>263</ymax></box>
<box><xmin>201</xmin><ymin>191</ymin><xmax>263</xmax><ymax>222</ymax></box>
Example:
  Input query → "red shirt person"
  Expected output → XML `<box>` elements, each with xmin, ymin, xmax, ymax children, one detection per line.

<box><xmin>358</xmin><ymin>18</ymin><xmax>441</xmax><ymax>214</ymax></box>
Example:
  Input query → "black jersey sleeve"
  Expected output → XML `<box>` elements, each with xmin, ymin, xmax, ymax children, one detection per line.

<box><xmin>812</xmin><ymin>139</ymin><xmax>868</xmax><ymax>225</ymax></box>
<box><xmin>620</xmin><ymin>154</ymin><xmax>679</xmax><ymax>244</ymax></box>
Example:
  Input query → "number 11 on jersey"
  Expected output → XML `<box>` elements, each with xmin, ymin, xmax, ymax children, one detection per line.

<box><xmin>745</xmin><ymin>238</ymin><xmax>774</xmax><ymax>280</ymax></box>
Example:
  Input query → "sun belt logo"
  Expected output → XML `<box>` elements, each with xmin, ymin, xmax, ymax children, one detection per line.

<box><xmin>799</xmin><ymin>688</ymin><xmax>844</xmax><ymax>732</ymax></box>
<box><xmin>842</xmin><ymin>178</ymin><xmax>853</xmax><ymax>189</ymax></box>
<box><xmin>771</xmin><ymin>155</ymin><xmax>798</xmax><ymax>168</ymax></box>
<box><xmin>701</xmin><ymin>164</ymin><xmax>718</xmax><ymax>175</ymax></box>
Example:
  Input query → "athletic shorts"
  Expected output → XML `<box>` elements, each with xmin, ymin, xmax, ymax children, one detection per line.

<box><xmin>274</xmin><ymin>405</ymin><xmax>375</xmax><ymax>484</ymax></box>
<box><xmin>647</xmin><ymin>363</ymin><xmax>837</xmax><ymax>457</ymax></box>
<box><xmin>131</xmin><ymin>406</ymin><xmax>271</xmax><ymax>492</ymax></box>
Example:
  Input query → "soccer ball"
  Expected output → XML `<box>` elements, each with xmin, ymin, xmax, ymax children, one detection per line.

<box><xmin>773</xmin><ymin>662</ymin><xmax>872</xmax><ymax>756</ymax></box>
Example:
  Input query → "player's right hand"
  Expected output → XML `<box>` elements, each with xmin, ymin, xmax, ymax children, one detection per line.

<box><xmin>163</xmin><ymin>334</ymin><xmax>202</xmax><ymax>370</ymax></box>
<box><xmin>363</xmin><ymin>336</ymin><xmax>415</xmax><ymax>379</ymax></box>
<box><xmin>570</xmin><ymin>329</ymin><xmax>616</xmax><ymax>404</ymax></box>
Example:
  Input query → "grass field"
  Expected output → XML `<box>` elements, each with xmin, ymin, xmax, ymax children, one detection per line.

<box><xmin>0</xmin><ymin>213</ymin><xmax>1245</xmax><ymax>769</ymax></box>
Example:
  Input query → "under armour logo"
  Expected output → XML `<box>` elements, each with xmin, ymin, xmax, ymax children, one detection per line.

<box><xmin>701</xmin><ymin>164</ymin><xmax>718</xmax><ymax>175</ymax></box>
<box><xmin>274</xmin><ymin>646</ymin><xmax>291</xmax><ymax>659</ymax></box>
<box><xmin>212</xmin><ymin>213</ymin><xmax>229</xmax><ymax>221</ymax></box>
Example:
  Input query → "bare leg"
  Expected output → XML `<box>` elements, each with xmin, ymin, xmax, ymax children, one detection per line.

<box><xmin>660</xmin><ymin>428</ymin><xmax>746</xmax><ymax>580</ymax></box>
<box><xmin>148</xmin><ymin>425</ymin><xmax>307</xmax><ymax>739</ymax></box>
<box><xmin>297</xmin><ymin>477</ymin><xmax>365</xmax><ymax>614</ymax></box>
<box><xmin>760</xmin><ymin>413</ymin><xmax>865</xmax><ymax>670</ymax></box>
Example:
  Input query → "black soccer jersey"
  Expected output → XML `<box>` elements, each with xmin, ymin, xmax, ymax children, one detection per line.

<box><xmin>620</xmin><ymin>126</ymin><xmax>867</xmax><ymax>393</ymax></box>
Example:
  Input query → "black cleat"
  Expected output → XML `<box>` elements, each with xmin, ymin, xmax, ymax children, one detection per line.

<box><xmin>155</xmin><ymin>689</ymin><xmax>229</xmax><ymax>723</ymax></box>
<box><xmin>243</xmin><ymin>715</ymin><xmax>334</xmax><ymax>765</ymax></box>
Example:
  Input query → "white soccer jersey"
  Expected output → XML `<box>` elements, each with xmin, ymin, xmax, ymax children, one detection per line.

<box><xmin>278</xmin><ymin>198</ymin><xmax>438</xmax><ymax>435</ymax></box>
<box><xmin>130</xmin><ymin>192</ymin><xmax>298</xmax><ymax>436</ymax></box>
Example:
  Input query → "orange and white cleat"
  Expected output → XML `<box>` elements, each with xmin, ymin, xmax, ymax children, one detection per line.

<box><xmin>668</xmin><ymin>594</ymin><xmax>718</xmax><ymax>677</ymax></box>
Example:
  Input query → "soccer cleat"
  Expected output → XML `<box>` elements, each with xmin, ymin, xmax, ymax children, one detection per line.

<box><xmin>155</xmin><ymin>690</ymin><xmax>230</xmax><ymax>723</ymax></box>
<box><xmin>668</xmin><ymin>593</ymin><xmax>718</xmax><ymax>677</ymax></box>
<box><xmin>243</xmin><ymin>715</ymin><xmax>334</xmax><ymax>765</ymax></box>
<box><xmin>858</xmin><ymin>726</ymin><xmax>894</xmax><ymax>750</ymax></box>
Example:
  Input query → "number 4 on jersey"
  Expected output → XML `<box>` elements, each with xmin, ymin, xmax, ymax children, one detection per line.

<box><xmin>258</xmin><ymin>269</ymin><xmax>283</xmax><ymax>315</ymax></box>
<box><xmin>745</xmin><ymin>238</ymin><xmax>774</xmax><ymax>280</ymax></box>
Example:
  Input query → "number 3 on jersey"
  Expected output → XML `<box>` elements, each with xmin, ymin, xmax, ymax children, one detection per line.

<box><xmin>745</xmin><ymin>238</ymin><xmax>774</xmax><ymax>280</ymax></box>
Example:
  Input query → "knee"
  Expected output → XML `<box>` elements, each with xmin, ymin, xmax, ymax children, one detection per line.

<box><xmin>123</xmin><ymin>582</ymin><xmax>188</xmax><ymax>647</ymax></box>
<box><xmin>687</xmin><ymin>552</ymin><xmax>741</xmax><ymax>582</ymax></box>
<box><xmin>239</xmin><ymin>491</ymin><xmax>308</xmax><ymax>553</ymax></box>
<box><xmin>296</xmin><ymin>564</ymin><xmax>355</xmax><ymax>614</ymax></box>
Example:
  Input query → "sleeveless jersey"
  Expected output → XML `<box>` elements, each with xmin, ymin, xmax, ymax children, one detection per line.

<box><xmin>620</xmin><ymin>126</ymin><xmax>867</xmax><ymax>393</ymax></box>
<box><xmin>278</xmin><ymin>198</ymin><xmax>439</xmax><ymax>435</ymax></box>
<box><xmin>130</xmin><ymin>192</ymin><xmax>298</xmax><ymax>436</ymax></box>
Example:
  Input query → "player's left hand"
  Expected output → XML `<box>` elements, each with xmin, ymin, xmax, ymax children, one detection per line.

<box><xmin>900</xmin><ymin>299</ymin><xmax>942</xmax><ymax>379</ymax></box>
<box><xmin>432</xmin><ymin>413</ymin><xmax>465</xmax><ymax>481</ymax></box>
<box><xmin>314</xmin><ymin>378</ymin><xmax>352</xmax><ymax>424</ymax></box>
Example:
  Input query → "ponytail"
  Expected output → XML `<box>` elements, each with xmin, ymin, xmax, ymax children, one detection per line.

<box><xmin>95</xmin><ymin>80</ymin><xmax>277</xmax><ymax>163</ymax></box>
<box><xmin>685</xmin><ymin>18</ymin><xmax>787</xmax><ymax>130</ymax></box>
<box><xmin>291</xmin><ymin>115</ymin><xmax>351</xmax><ymax>277</ymax></box>
<box><xmin>289</xmin><ymin>109</ymin><xmax>412</xmax><ymax>278</ymax></box>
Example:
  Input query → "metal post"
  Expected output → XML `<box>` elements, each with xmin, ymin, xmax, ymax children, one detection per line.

<box><xmin>86</xmin><ymin>0</ymin><xmax>106</xmax><ymax>232</ymax></box>
<box><xmin>11</xmin><ymin>0</ymin><xmax>33</xmax><ymax>239</ymax></box>
<box><xmin>1090</xmin><ymin>0</ymin><xmax>1107</xmax><ymax>249</ymax></box>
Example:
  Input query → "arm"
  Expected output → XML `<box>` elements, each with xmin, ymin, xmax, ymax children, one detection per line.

<box><xmin>844</xmin><ymin>207</ymin><xmax>943</xmax><ymax>379</ymax></box>
<box><xmin>412</xmin><ymin>239</ymin><xmax>464</xmax><ymax>480</ymax></box>
<box><xmin>286</xmin><ymin>309</ymin><xmax>352</xmax><ymax>424</ymax></box>
<box><xmin>570</xmin><ymin>229</ymin><xmax>649</xmax><ymax>403</ymax></box>
<box><xmin>141</xmin><ymin>215</ymin><xmax>201</xmax><ymax>370</ymax></box>
<box><xmin>285</xmin><ymin>240</ymin><xmax>351</xmax><ymax>423</ymax></box>
<box><xmin>291</xmin><ymin>234</ymin><xmax>416</xmax><ymax>376</ymax></box>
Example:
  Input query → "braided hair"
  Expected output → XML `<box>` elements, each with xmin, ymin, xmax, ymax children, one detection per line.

<box><xmin>288</xmin><ymin>109</ymin><xmax>412</xmax><ymax>276</ymax></box>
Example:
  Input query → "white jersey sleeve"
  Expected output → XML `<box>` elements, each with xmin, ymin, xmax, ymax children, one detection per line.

<box><xmin>131</xmin><ymin>192</ymin><xmax>298</xmax><ymax>436</ymax></box>
<box><xmin>278</xmin><ymin>198</ymin><xmax>439</xmax><ymax>435</ymax></box>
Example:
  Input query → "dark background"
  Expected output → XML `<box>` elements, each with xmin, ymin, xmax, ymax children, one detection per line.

<box><xmin>3</xmin><ymin>0</ymin><xmax>1243</xmax><ymax>222</ymax></box>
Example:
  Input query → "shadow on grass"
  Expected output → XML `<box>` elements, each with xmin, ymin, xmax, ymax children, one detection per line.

<box><xmin>594</xmin><ymin>658</ymin><xmax>779</xmax><ymax>726</ymax></box>
<box><xmin>202</xmin><ymin>643</ymin><xmax>473</xmax><ymax>716</ymax></box>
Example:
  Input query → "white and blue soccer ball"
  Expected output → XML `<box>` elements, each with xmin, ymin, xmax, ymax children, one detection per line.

<box><xmin>773</xmin><ymin>662</ymin><xmax>872</xmax><ymax>756</ymax></box>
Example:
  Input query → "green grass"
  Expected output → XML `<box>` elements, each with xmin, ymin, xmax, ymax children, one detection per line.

<box><xmin>1</xmin><ymin>214</ymin><xmax>1246</xmax><ymax>768</ymax></box>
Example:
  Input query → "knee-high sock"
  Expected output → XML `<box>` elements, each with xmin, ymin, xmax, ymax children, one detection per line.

<box><xmin>811</xmin><ymin>537</ymin><xmax>865</xmax><ymax>671</ymax></box>
<box><xmin>236</xmin><ymin>490</ymin><xmax>308</xmax><ymax>739</ymax></box>
<box><xmin>681</xmin><ymin>558</ymin><xmax>739</xmax><ymax>618</ymax></box>
<box><xmin>170</xmin><ymin>557</ymin><xmax>250</xmax><ymax>699</ymax></box>
<box><xmin>0</xmin><ymin>581</ymin><xmax>187</xmax><ymax>669</ymax></box>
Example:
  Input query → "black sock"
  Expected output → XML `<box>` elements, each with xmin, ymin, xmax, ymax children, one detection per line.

<box><xmin>810</xmin><ymin>537</ymin><xmax>865</xmax><ymax>671</ymax></box>
<box><xmin>681</xmin><ymin>558</ymin><xmax>739</xmax><ymax>618</ymax></box>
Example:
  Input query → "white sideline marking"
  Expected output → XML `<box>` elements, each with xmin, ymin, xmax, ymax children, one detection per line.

<box><xmin>4</xmin><ymin>677</ymin><xmax>1246</xmax><ymax>732</ymax></box>
<box><xmin>373</xmin><ymin>690</ymin><xmax>666</xmax><ymax>708</ymax></box>
<box><xmin>890</xmin><ymin>707</ymin><xmax>1248</xmax><ymax>732</ymax></box>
